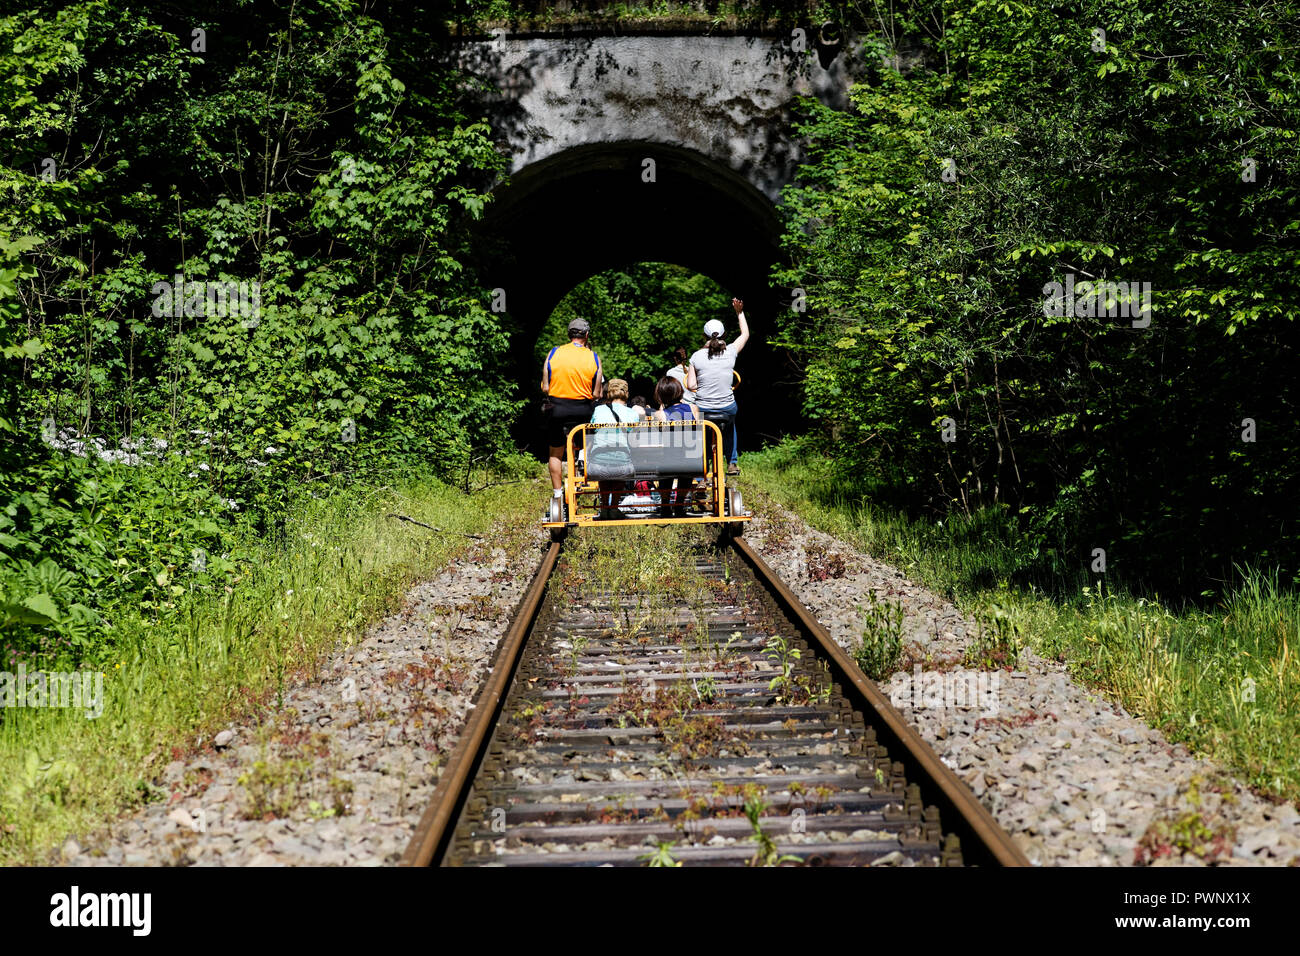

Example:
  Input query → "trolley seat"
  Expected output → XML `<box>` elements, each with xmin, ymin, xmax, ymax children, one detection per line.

<box><xmin>584</xmin><ymin>420</ymin><xmax>707</xmax><ymax>481</ymax></box>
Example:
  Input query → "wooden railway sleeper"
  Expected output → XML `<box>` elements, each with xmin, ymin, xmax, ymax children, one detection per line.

<box><xmin>411</xmin><ymin>541</ymin><xmax>1025</xmax><ymax>868</ymax></box>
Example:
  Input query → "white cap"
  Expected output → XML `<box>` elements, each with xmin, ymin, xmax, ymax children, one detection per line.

<box><xmin>704</xmin><ymin>319</ymin><xmax>725</xmax><ymax>338</ymax></box>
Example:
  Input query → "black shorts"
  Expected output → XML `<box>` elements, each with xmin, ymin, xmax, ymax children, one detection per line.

<box><xmin>546</xmin><ymin>396</ymin><xmax>594</xmax><ymax>449</ymax></box>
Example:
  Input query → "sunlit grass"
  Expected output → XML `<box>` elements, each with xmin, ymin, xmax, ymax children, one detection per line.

<box><xmin>742</xmin><ymin>442</ymin><xmax>1300</xmax><ymax>804</ymax></box>
<box><xmin>0</xmin><ymin>473</ymin><xmax>543</xmax><ymax>864</ymax></box>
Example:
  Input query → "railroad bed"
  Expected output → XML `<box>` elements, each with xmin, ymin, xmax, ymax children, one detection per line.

<box><xmin>403</xmin><ymin>531</ymin><xmax>1027</xmax><ymax>867</ymax></box>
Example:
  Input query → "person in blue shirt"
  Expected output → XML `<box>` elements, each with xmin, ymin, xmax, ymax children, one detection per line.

<box><xmin>651</xmin><ymin>376</ymin><xmax>701</xmax><ymax>518</ymax></box>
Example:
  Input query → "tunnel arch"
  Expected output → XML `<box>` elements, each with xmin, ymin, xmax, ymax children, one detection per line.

<box><xmin>479</xmin><ymin>141</ymin><xmax>784</xmax><ymax>322</ymax></box>
<box><xmin>473</xmin><ymin>141</ymin><xmax>800</xmax><ymax>450</ymax></box>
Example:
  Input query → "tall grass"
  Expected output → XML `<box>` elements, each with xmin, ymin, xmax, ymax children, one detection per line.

<box><xmin>0</xmin><ymin>474</ymin><xmax>542</xmax><ymax>863</ymax></box>
<box><xmin>742</xmin><ymin>442</ymin><xmax>1300</xmax><ymax>803</ymax></box>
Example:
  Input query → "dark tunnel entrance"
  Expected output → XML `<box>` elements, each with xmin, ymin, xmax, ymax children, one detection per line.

<box><xmin>470</xmin><ymin>141</ymin><xmax>803</xmax><ymax>456</ymax></box>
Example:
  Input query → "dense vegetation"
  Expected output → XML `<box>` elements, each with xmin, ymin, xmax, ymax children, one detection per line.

<box><xmin>1</xmin><ymin>1</ymin><xmax>519</xmax><ymax>669</ymax></box>
<box><xmin>745</xmin><ymin>446</ymin><xmax>1300</xmax><ymax>801</ymax></box>
<box><xmin>535</xmin><ymin>262</ymin><xmax>729</xmax><ymax>396</ymax></box>
<box><xmin>2</xmin><ymin>0</ymin><xmax>1297</xmax><ymax>854</ymax></box>
<box><xmin>472</xmin><ymin>0</ymin><xmax>822</xmax><ymax>25</ymax></box>
<box><xmin>775</xmin><ymin>0</ymin><xmax>1299</xmax><ymax>600</ymax></box>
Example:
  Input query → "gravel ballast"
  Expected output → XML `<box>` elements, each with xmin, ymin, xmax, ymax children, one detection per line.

<box><xmin>67</xmin><ymin>492</ymin><xmax>1298</xmax><ymax>867</ymax></box>
<box><xmin>740</xmin><ymin>493</ymin><xmax>1300</xmax><ymax>867</ymax></box>
<box><xmin>71</xmin><ymin>529</ymin><xmax>546</xmax><ymax>868</ymax></box>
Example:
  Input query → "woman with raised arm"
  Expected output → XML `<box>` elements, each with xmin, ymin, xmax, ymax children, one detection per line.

<box><xmin>689</xmin><ymin>297</ymin><xmax>749</xmax><ymax>474</ymax></box>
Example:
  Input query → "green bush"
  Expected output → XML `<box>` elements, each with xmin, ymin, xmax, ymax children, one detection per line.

<box><xmin>773</xmin><ymin>0</ymin><xmax>1300</xmax><ymax>598</ymax></box>
<box><xmin>0</xmin><ymin>2</ymin><xmax>518</xmax><ymax>670</ymax></box>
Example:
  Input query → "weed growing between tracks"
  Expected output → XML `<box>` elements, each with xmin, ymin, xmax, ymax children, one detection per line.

<box><xmin>557</xmin><ymin>526</ymin><xmax>754</xmax><ymax>761</ymax></box>
<box><xmin>744</xmin><ymin>795</ymin><xmax>803</xmax><ymax>867</ymax></box>
<box><xmin>0</xmin><ymin>474</ymin><xmax>544</xmax><ymax>864</ymax></box>
<box><xmin>641</xmin><ymin>840</ymin><xmax>682</xmax><ymax>866</ymax></box>
<box><xmin>542</xmin><ymin>526</ymin><xmax>835</xmax><ymax>866</ymax></box>
<box><xmin>743</xmin><ymin>444</ymin><xmax>1300</xmax><ymax>806</ymax></box>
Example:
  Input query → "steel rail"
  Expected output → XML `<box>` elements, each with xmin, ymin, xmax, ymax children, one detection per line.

<box><xmin>726</xmin><ymin>533</ymin><xmax>1030</xmax><ymax>867</ymax></box>
<box><xmin>403</xmin><ymin>531</ymin><xmax>1027</xmax><ymax>867</ymax></box>
<box><xmin>398</xmin><ymin>541</ymin><xmax>561</xmax><ymax>867</ymax></box>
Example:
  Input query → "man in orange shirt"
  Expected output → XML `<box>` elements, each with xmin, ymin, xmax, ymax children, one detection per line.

<box><xmin>542</xmin><ymin>318</ymin><xmax>604</xmax><ymax>497</ymax></box>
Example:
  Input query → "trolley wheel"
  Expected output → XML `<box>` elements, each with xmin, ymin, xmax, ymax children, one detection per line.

<box><xmin>549</xmin><ymin>526</ymin><xmax>567</xmax><ymax>544</ymax></box>
<box><xmin>726</xmin><ymin>487</ymin><xmax>746</xmax><ymax>518</ymax></box>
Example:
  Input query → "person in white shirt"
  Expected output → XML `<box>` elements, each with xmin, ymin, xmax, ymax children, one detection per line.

<box><xmin>689</xmin><ymin>298</ymin><xmax>750</xmax><ymax>475</ymax></box>
<box><xmin>665</xmin><ymin>347</ymin><xmax>698</xmax><ymax>404</ymax></box>
<box><xmin>588</xmin><ymin>378</ymin><xmax>641</xmax><ymax>519</ymax></box>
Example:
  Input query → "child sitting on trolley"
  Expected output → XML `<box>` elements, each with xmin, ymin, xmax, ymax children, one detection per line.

<box><xmin>651</xmin><ymin>376</ymin><xmax>701</xmax><ymax>518</ymax></box>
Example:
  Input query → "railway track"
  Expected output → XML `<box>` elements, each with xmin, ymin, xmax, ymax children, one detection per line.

<box><xmin>400</xmin><ymin>529</ymin><xmax>1028</xmax><ymax>867</ymax></box>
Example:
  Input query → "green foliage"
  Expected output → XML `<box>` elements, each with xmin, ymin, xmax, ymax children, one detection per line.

<box><xmin>775</xmin><ymin>0</ymin><xmax>1300</xmax><ymax>596</ymax></box>
<box><xmin>537</xmin><ymin>262</ymin><xmax>729</xmax><ymax>393</ymax></box>
<box><xmin>0</xmin><ymin>473</ymin><xmax>543</xmax><ymax>862</ymax></box>
<box><xmin>963</xmin><ymin>599</ymin><xmax>1022</xmax><ymax>671</ymax></box>
<box><xmin>761</xmin><ymin>633</ymin><xmax>801</xmax><ymax>701</ymax></box>
<box><xmin>480</xmin><ymin>2</ymin><xmax>811</xmax><ymax>27</ymax></box>
<box><xmin>855</xmin><ymin>591</ymin><xmax>904</xmax><ymax>681</ymax></box>
<box><xmin>0</xmin><ymin>1</ymin><xmax>514</xmax><ymax>667</ymax></box>
<box><xmin>744</xmin><ymin>446</ymin><xmax>1300</xmax><ymax>804</ymax></box>
<box><xmin>0</xmin><ymin>452</ymin><xmax>233</xmax><ymax>669</ymax></box>
<box><xmin>742</xmin><ymin>794</ymin><xmax>801</xmax><ymax>866</ymax></box>
<box><xmin>640</xmin><ymin>839</ymin><xmax>683</xmax><ymax>866</ymax></box>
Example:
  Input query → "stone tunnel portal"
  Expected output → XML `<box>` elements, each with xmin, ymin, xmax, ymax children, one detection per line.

<box><xmin>477</xmin><ymin>141</ymin><xmax>802</xmax><ymax>455</ymax></box>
